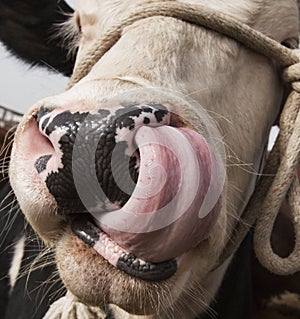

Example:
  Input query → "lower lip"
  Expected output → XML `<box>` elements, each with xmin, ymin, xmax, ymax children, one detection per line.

<box><xmin>70</xmin><ymin>216</ymin><xmax>178</xmax><ymax>281</ymax></box>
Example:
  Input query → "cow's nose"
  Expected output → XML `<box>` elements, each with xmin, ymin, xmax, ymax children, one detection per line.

<box><xmin>34</xmin><ymin>104</ymin><xmax>169</xmax><ymax>213</ymax></box>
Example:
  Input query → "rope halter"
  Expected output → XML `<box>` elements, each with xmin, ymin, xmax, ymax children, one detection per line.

<box><xmin>68</xmin><ymin>2</ymin><xmax>300</xmax><ymax>275</ymax></box>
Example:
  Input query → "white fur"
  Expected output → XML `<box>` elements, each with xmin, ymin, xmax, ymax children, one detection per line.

<box><xmin>9</xmin><ymin>235</ymin><xmax>25</xmax><ymax>291</ymax></box>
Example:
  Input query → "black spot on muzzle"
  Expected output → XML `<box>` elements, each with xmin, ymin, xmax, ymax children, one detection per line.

<box><xmin>35</xmin><ymin>155</ymin><xmax>52</xmax><ymax>173</ymax></box>
<box><xmin>36</xmin><ymin>104</ymin><xmax>168</xmax><ymax>213</ymax></box>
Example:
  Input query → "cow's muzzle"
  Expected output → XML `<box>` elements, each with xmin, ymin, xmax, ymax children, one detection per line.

<box><xmin>26</xmin><ymin>101</ymin><xmax>224</xmax><ymax>281</ymax></box>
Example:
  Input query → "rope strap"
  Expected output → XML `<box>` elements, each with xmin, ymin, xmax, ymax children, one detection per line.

<box><xmin>42</xmin><ymin>2</ymin><xmax>300</xmax><ymax>318</ymax></box>
<box><xmin>68</xmin><ymin>2</ymin><xmax>300</xmax><ymax>275</ymax></box>
<box><xmin>43</xmin><ymin>292</ymin><xmax>155</xmax><ymax>319</ymax></box>
<box><xmin>68</xmin><ymin>2</ymin><xmax>298</xmax><ymax>88</ymax></box>
<box><xmin>219</xmin><ymin>47</ymin><xmax>300</xmax><ymax>272</ymax></box>
<box><xmin>43</xmin><ymin>291</ymin><xmax>106</xmax><ymax>319</ymax></box>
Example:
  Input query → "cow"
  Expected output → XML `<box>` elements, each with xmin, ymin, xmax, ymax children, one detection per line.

<box><xmin>0</xmin><ymin>0</ymin><xmax>299</xmax><ymax>318</ymax></box>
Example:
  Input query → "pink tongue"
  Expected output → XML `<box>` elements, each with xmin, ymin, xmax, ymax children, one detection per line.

<box><xmin>92</xmin><ymin>126</ymin><xmax>222</xmax><ymax>262</ymax></box>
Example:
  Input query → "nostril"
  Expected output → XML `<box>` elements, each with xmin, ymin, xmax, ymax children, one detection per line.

<box><xmin>36</xmin><ymin>106</ymin><xmax>51</xmax><ymax>123</ymax></box>
<box><xmin>36</xmin><ymin>106</ymin><xmax>53</xmax><ymax>133</ymax></box>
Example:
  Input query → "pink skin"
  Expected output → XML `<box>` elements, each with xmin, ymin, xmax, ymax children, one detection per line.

<box><xmin>16</xmin><ymin>119</ymin><xmax>55</xmax><ymax>179</ymax></box>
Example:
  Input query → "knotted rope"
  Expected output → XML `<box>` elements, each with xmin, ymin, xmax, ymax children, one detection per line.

<box><xmin>68</xmin><ymin>2</ymin><xmax>299</xmax><ymax>88</ymax></box>
<box><xmin>68</xmin><ymin>1</ymin><xmax>300</xmax><ymax>276</ymax></box>
<box><xmin>43</xmin><ymin>292</ymin><xmax>107</xmax><ymax>319</ymax></box>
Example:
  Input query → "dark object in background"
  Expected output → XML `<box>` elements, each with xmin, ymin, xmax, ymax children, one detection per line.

<box><xmin>0</xmin><ymin>0</ymin><xmax>76</xmax><ymax>76</ymax></box>
<box><xmin>0</xmin><ymin>183</ymin><xmax>65</xmax><ymax>319</ymax></box>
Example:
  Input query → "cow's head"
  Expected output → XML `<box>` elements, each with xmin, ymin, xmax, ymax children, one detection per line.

<box><xmin>6</xmin><ymin>0</ymin><xmax>300</xmax><ymax>317</ymax></box>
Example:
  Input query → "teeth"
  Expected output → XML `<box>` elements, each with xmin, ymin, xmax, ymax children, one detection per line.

<box><xmin>139</xmin><ymin>260</ymin><xmax>146</xmax><ymax>266</ymax></box>
<box><xmin>114</xmin><ymin>247</ymin><xmax>119</xmax><ymax>254</ymax></box>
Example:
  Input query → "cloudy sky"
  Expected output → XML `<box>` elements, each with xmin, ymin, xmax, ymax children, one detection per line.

<box><xmin>0</xmin><ymin>43</ymin><xmax>68</xmax><ymax>114</ymax></box>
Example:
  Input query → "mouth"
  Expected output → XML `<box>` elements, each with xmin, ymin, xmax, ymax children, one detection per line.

<box><xmin>71</xmin><ymin>215</ymin><xmax>178</xmax><ymax>281</ymax></box>
<box><xmin>67</xmin><ymin>121</ymin><xmax>222</xmax><ymax>282</ymax></box>
<box><xmin>12</xmin><ymin>102</ymin><xmax>224</xmax><ymax>283</ymax></box>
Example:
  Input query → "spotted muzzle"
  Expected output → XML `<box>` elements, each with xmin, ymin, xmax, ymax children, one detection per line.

<box><xmin>15</xmin><ymin>99</ymin><xmax>224</xmax><ymax>281</ymax></box>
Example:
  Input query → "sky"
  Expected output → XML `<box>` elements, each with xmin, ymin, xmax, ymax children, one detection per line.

<box><xmin>0</xmin><ymin>43</ymin><xmax>68</xmax><ymax>114</ymax></box>
<box><xmin>0</xmin><ymin>0</ymin><xmax>76</xmax><ymax>114</ymax></box>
